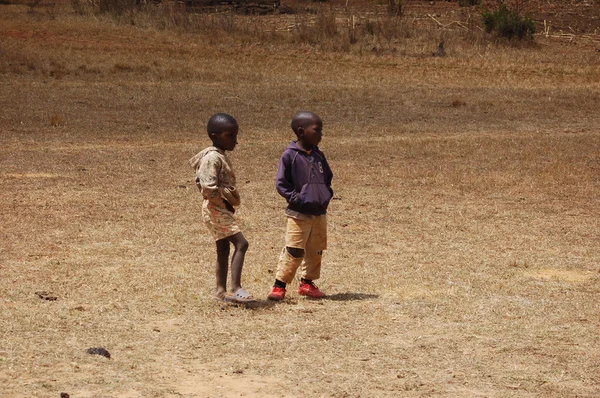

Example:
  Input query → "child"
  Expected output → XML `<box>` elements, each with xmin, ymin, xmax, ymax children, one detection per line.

<box><xmin>189</xmin><ymin>113</ymin><xmax>256</xmax><ymax>304</ymax></box>
<box><xmin>267</xmin><ymin>111</ymin><xmax>333</xmax><ymax>301</ymax></box>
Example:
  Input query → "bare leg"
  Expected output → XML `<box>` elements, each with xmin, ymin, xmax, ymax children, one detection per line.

<box><xmin>226</xmin><ymin>232</ymin><xmax>249</xmax><ymax>292</ymax></box>
<box><xmin>215</xmin><ymin>238</ymin><xmax>230</xmax><ymax>299</ymax></box>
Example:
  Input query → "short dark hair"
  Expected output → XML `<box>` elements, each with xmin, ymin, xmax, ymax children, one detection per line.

<box><xmin>207</xmin><ymin>113</ymin><xmax>238</xmax><ymax>137</ymax></box>
<box><xmin>291</xmin><ymin>111</ymin><xmax>320</xmax><ymax>135</ymax></box>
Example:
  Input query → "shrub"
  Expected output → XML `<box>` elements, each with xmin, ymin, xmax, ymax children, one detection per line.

<box><xmin>482</xmin><ymin>4</ymin><xmax>536</xmax><ymax>40</ymax></box>
<box><xmin>458</xmin><ymin>0</ymin><xmax>480</xmax><ymax>6</ymax></box>
<box><xmin>293</xmin><ymin>11</ymin><xmax>337</xmax><ymax>46</ymax></box>
<box><xmin>97</xmin><ymin>0</ymin><xmax>137</xmax><ymax>16</ymax></box>
<box><xmin>387</xmin><ymin>0</ymin><xmax>403</xmax><ymax>16</ymax></box>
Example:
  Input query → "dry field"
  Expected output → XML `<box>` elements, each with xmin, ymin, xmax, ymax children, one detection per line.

<box><xmin>1</xmin><ymin>1</ymin><xmax>600</xmax><ymax>397</ymax></box>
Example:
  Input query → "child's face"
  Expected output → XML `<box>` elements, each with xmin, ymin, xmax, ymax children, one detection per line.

<box><xmin>212</xmin><ymin>124</ymin><xmax>239</xmax><ymax>151</ymax></box>
<box><xmin>298</xmin><ymin>117</ymin><xmax>323</xmax><ymax>149</ymax></box>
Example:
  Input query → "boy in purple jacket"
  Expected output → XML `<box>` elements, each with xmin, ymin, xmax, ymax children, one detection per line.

<box><xmin>267</xmin><ymin>111</ymin><xmax>334</xmax><ymax>301</ymax></box>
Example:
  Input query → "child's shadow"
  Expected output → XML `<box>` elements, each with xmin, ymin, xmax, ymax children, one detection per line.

<box><xmin>224</xmin><ymin>293</ymin><xmax>379</xmax><ymax>310</ymax></box>
<box><xmin>323</xmin><ymin>292</ymin><xmax>379</xmax><ymax>301</ymax></box>
<box><xmin>235</xmin><ymin>300</ymin><xmax>277</xmax><ymax>310</ymax></box>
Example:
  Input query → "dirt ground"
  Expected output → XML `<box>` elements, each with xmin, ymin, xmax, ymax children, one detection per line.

<box><xmin>1</xmin><ymin>1</ymin><xmax>599</xmax><ymax>397</ymax></box>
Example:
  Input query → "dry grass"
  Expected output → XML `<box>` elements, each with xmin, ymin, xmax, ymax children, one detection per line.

<box><xmin>1</xmin><ymin>1</ymin><xmax>600</xmax><ymax>397</ymax></box>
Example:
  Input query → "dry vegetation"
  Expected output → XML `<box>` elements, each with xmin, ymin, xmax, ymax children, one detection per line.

<box><xmin>1</xmin><ymin>0</ymin><xmax>600</xmax><ymax>397</ymax></box>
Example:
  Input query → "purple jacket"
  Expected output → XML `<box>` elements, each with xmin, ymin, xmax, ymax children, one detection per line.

<box><xmin>276</xmin><ymin>141</ymin><xmax>334</xmax><ymax>215</ymax></box>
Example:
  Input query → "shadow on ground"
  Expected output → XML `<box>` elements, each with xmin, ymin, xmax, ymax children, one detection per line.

<box><xmin>223</xmin><ymin>300</ymin><xmax>278</xmax><ymax>310</ymax></box>
<box><xmin>323</xmin><ymin>292</ymin><xmax>379</xmax><ymax>301</ymax></box>
<box><xmin>222</xmin><ymin>293</ymin><xmax>379</xmax><ymax>309</ymax></box>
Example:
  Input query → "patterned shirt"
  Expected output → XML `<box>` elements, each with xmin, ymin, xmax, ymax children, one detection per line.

<box><xmin>189</xmin><ymin>146</ymin><xmax>240</xmax><ymax>207</ymax></box>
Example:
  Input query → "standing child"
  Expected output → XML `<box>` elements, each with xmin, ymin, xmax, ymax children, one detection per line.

<box><xmin>268</xmin><ymin>111</ymin><xmax>333</xmax><ymax>301</ymax></box>
<box><xmin>189</xmin><ymin>113</ymin><xmax>256</xmax><ymax>304</ymax></box>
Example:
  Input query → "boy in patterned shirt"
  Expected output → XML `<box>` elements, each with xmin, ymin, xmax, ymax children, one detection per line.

<box><xmin>189</xmin><ymin>113</ymin><xmax>255</xmax><ymax>304</ymax></box>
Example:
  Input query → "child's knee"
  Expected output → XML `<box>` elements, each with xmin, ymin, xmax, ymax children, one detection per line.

<box><xmin>286</xmin><ymin>246</ymin><xmax>304</xmax><ymax>258</ymax></box>
<box><xmin>238</xmin><ymin>238</ymin><xmax>249</xmax><ymax>252</ymax></box>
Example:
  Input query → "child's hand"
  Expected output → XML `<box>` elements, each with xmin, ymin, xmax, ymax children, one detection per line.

<box><xmin>224</xmin><ymin>200</ymin><xmax>235</xmax><ymax>214</ymax></box>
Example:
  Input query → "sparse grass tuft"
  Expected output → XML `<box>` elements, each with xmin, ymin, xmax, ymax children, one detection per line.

<box><xmin>451</xmin><ymin>98</ymin><xmax>467</xmax><ymax>107</ymax></box>
<box><xmin>49</xmin><ymin>114</ymin><xmax>64</xmax><ymax>127</ymax></box>
<box><xmin>509</xmin><ymin>259</ymin><xmax>530</xmax><ymax>268</ymax></box>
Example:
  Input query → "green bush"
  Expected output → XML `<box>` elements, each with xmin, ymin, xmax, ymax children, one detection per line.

<box><xmin>482</xmin><ymin>4</ymin><xmax>536</xmax><ymax>40</ymax></box>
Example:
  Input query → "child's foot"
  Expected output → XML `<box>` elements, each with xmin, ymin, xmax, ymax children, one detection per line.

<box><xmin>298</xmin><ymin>282</ymin><xmax>326</xmax><ymax>298</ymax></box>
<box><xmin>267</xmin><ymin>286</ymin><xmax>286</xmax><ymax>301</ymax></box>
<box><xmin>224</xmin><ymin>288</ymin><xmax>257</xmax><ymax>304</ymax></box>
<box><xmin>214</xmin><ymin>289</ymin><xmax>227</xmax><ymax>302</ymax></box>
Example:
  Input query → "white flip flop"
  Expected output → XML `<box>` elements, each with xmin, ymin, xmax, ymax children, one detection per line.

<box><xmin>224</xmin><ymin>288</ymin><xmax>257</xmax><ymax>304</ymax></box>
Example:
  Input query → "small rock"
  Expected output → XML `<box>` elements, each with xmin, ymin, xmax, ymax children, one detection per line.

<box><xmin>87</xmin><ymin>347</ymin><xmax>111</xmax><ymax>359</ymax></box>
<box><xmin>35</xmin><ymin>291</ymin><xmax>57</xmax><ymax>301</ymax></box>
<box><xmin>60</xmin><ymin>393</ymin><xmax>70</xmax><ymax>398</ymax></box>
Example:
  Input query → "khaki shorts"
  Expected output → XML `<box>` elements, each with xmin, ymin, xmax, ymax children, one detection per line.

<box><xmin>202</xmin><ymin>200</ymin><xmax>241</xmax><ymax>241</ymax></box>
